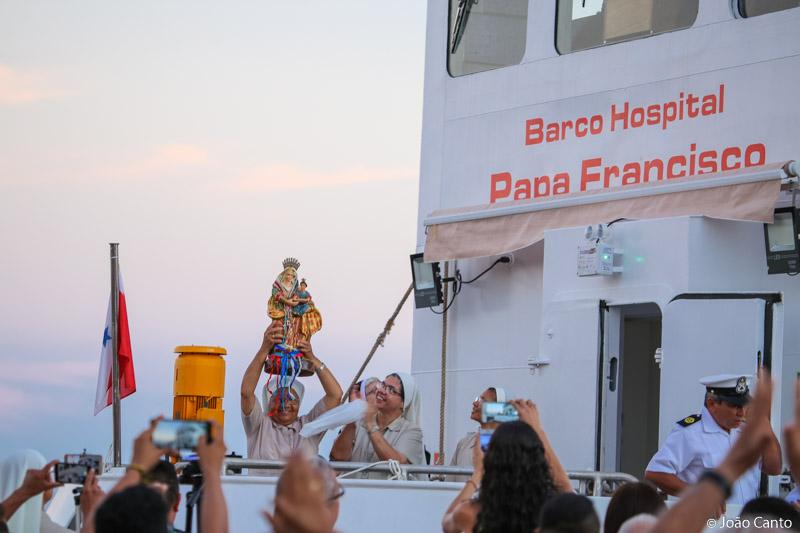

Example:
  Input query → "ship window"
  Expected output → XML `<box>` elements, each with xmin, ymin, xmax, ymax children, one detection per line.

<box><xmin>737</xmin><ymin>0</ymin><xmax>799</xmax><ymax>18</ymax></box>
<box><xmin>448</xmin><ymin>0</ymin><xmax>528</xmax><ymax>77</ymax></box>
<box><xmin>556</xmin><ymin>0</ymin><xmax>699</xmax><ymax>55</ymax></box>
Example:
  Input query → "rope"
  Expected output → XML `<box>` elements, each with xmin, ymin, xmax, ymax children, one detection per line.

<box><xmin>438</xmin><ymin>262</ymin><xmax>449</xmax><ymax>465</ymax></box>
<box><xmin>341</xmin><ymin>283</ymin><xmax>414</xmax><ymax>402</ymax></box>
<box><xmin>337</xmin><ymin>459</ymin><xmax>408</xmax><ymax>480</ymax></box>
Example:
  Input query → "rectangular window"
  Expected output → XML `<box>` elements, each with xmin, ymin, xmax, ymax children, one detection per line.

<box><xmin>738</xmin><ymin>0</ymin><xmax>799</xmax><ymax>18</ymax></box>
<box><xmin>448</xmin><ymin>0</ymin><xmax>528</xmax><ymax>77</ymax></box>
<box><xmin>556</xmin><ymin>0</ymin><xmax>698</xmax><ymax>55</ymax></box>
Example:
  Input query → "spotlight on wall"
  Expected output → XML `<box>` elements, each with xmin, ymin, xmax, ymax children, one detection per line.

<box><xmin>410</xmin><ymin>253</ymin><xmax>443</xmax><ymax>308</ymax></box>
<box><xmin>764</xmin><ymin>207</ymin><xmax>800</xmax><ymax>275</ymax></box>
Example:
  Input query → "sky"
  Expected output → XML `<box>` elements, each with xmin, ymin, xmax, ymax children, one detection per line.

<box><xmin>0</xmin><ymin>2</ymin><xmax>427</xmax><ymax>464</ymax></box>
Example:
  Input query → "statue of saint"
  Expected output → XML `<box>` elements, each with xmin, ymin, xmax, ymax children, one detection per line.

<box><xmin>267</xmin><ymin>258</ymin><xmax>323</xmax><ymax>351</ymax></box>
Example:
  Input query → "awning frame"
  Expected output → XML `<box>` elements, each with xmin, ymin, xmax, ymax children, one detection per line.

<box><xmin>424</xmin><ymin>161</ymin><xmax>798</xmax><ymax>228</ymax></box>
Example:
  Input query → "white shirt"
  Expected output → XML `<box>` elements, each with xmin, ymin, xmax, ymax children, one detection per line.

<box><xmin>242</xmin><ymin>397</ymin><xmax>327</xmax><ymax>474</ymax></box>
<box><xmin>646</xmin><ymin>406</ymin><xmax>761</xmax><ymax>505</ymax></box>
<box><xmin>349</xmin><ymin>416</ymin><xmax>425</xmax><ymax>479</ymax></box>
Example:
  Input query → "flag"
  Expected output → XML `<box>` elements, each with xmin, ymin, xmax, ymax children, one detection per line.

<box><xmin>94</xmin><ymin>272</ymin><xmax>136</xmax><ymax>415</ymax></box>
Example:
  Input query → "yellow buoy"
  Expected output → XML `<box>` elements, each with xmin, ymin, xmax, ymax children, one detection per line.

<box><xmin>173</xmin><ymin>345</ymin><xmax>227</xmax><ymax>435</ymax></box>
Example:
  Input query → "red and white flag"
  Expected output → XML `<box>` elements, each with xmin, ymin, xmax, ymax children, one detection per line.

<box><xmin>94</xmin><ymin>272</ymin><xmax>136</xmax><ymax>415</ymax></box>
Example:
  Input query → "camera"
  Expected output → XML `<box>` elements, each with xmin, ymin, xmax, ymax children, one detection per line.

<box><xmin>55</xmin><ymin>452</ymin><xmax>103</xmax><ymax>485</ymax></box>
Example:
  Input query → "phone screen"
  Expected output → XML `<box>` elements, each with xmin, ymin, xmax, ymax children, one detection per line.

<box><xmin>479</xmin><ymin>429</ymin><xmax>493</xmax><ymax>451</ymax></box>
<box><xmin>481</xmin><ymin>402</ymin><xmax>519</xmax><ymax>424</ymax></box>
<box><xmin>55</xmin><ymin>463</ymin><xmax>89</xmax><ymax>484</ymax></box>
<box><xmin>65</xmin><ymin>454</ymin><xmax>103</xmax><ymax>474</ymax></box>
<box><xmin>152</xmin><ymin>419</ymin><xmax>211</xmax><ymax>450</ymax></box>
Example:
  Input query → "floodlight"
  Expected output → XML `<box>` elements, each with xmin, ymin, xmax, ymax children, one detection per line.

<box><xmin>410</xmin><ymin>253</ymin><xmax>443</xmax><ymax>308</ymax></box>
<box><xmin>764</xmin><ymin>207</ymin><xmax>800</xmax><ymax>275</ymax></box>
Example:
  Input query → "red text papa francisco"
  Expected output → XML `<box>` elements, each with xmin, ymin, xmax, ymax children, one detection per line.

<box><xmin>489</xmin><ymin>84</ymin><xmax>766</xmax><ymax>204</ymax></box>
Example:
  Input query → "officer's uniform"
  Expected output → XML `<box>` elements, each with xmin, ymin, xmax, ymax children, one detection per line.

<box><xmin>645</xmin><ymin>375</ymin><xmax>760</xmax><ymax>505</ymax></box>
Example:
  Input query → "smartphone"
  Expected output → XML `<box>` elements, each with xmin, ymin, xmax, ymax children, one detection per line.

<box><xmin>55</xmin><ymin>463</ymin><xmax>89</xmax><ymax>484</ymax></box>
<box><xmin>481</xmin><ymin>402</ymin><xmax>519</xmax><ymax>424</ymax></box>
<box><xmin>479</xmin><ymin>429</ymin><xmax>493</xmax><ymax>451</ymax></box>
<box><xmin>65</xmin><ymin>453</ymin><xmax>103</xmax><ymax>474</ymax></box>
<box><xmin>152</xmin><ymin>419</ymin><xmax>211</xmax><ymax>451</ymax></box>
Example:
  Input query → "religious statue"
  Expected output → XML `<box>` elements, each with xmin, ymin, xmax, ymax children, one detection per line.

<box><xmin>266</xmin><ymin>257</ymin><xmax>323</xmax><ymax>377</ymax></box>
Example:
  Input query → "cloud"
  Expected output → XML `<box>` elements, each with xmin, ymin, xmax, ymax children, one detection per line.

<box><xmin>0</xmin><ymin>64</ymin><xmax>61</xmax><ymax>105</ymax></box>
<box><xmin>0</xmin><ymin>383</ymin><xmax>79</xmax><ymax>422</ymax></box>
<box><xmin>0</xmin><ymin>360</ymin><xmax>97</xmax><ymax>388</ymax></box>
<box><xmin>227</xmin><ymin>163</ymin><xmax>416</xmax><ymax>191</ymax></box>
<box><xmin>103</xmin><ymin>143</ymin><xmax>210</xmax><ymax>179</ymax></box>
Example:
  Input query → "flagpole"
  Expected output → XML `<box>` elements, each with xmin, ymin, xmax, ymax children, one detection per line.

<box><xmin>110</xmin><ymin>243</ymin><xmax>122</xmax><ymax>467</ymax></box>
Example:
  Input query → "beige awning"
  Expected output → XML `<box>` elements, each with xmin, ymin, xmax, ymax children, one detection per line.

<box><xmin>424</xmin><ymin>162</ymin><xmax>793</xmax><ymax>262</ymax></box>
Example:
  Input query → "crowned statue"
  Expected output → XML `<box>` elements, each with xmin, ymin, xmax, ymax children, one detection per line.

<box><xmin>266</xmin><ymin>257</ymin><xmax>323</xmax><ymax>376</ymax></box>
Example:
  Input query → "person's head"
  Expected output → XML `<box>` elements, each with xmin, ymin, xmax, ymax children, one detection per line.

<box><xmin>265</xmin><ymin>382</ymin><xmax>304</xmax><ymax>426</ymax></box>
<box><xmin>299</xmin><ymin>279</ymin><xmax>307</xmax><ymax>290</ymax></box>
<box><xmin>376</xmin><ymin>373</ymin><xmax>405</xmax><ymax>413</ymax></box>
<box><xmin>700</xmin><ymin>374</ymin><xmax>751</xmax><ymax>431</ymax></box>
<box><xmin>617</xmin><ymin>514</ymin><xmax>658</xmax><ymax>533</ymax></box>
<box><xmin>94</xmin><ymin>485</ymin><xmax>168</xmax><ymax>533</ymax></box>
<box><xmin>470</xmin><ymin>387</ymin><xmax>499</xmax><ymax>423</ymax></box>
<box><xmin>740</xmin><ymin>497</ymin><xmax>800</xmax><ymax>532</ymax></box>
<box><xmin>350</xmin><ymin>377</ymin><xmax>379</xmax><ymax>404</ymax></box>
<box><xmin>276</xmin><ymin>456</ymin><xmax>343</xmax><ymax>527</ymax></box>
<box><xmin>603</xmin><ymin>482</ymin><xmax>666</xmax><ymax>533</ymax></box>
<box><xmin>539</xmin><ymin>492</ymin><xmax>600</xmax><ymax>533</ymax></box>
<box><xmin>477</xmin><ymin>421</ymin><xmax>554</xmax><ymax>532</ymax></box>
<box><xmin>147</xmin><ymin>460</ymin><xmax>181</xmax><ymax>525</ymax></box>
<box><xmin>705</xmin><ymin>391</ymin><xmax>747</xmax><ymax>431</ymax></box>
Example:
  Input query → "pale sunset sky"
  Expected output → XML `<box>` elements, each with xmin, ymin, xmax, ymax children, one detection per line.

<box><xmin>0</xmin><ymin>2</ymin><xmax>427</xmax><ymax>463</ymax></box>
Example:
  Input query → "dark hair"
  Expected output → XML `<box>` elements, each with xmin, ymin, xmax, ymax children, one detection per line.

<box><xmin>741</xmin><ymin>497</ymin><xmax>800</xmax><ymax>531</ymax></box>
<box><xmin>604</xmin><ymin>482</ymin><xmax>666</xmax><ymax>533</ymax></box>
<box><xmin>476</xmin><ymin>421</ymin><xmax>555</xmax><ymax>532</ymax></box>
<box><xmin>539</xmin><ymin>492</ymin><xmax>599</xmax><ymax>533</ymax></box>
<box><xmin>387</xmin><ymin>373</ymin><xmax>405</xmax><ymax>402</ymax></box>
<box><xmin>147</xmin><ymin>460</ymin><xmax>180</xmax><ymax>509</ymax></box>
<box><xmin>95</xmin><ymin>485</ymin><xmax>168</xmax><ymax>533</ymax></box>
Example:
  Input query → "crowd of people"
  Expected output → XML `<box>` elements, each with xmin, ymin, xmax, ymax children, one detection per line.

<box><xmin>4</xmin><ymin>324</ymin><xmax>800</xmax><ymax>532</ymax></box>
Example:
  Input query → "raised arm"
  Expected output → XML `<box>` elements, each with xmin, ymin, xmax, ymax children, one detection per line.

<box><xmin>197</xmin><ymin>421</ymin><xmax>229</xmax><ymax>533</ymax></box>
<box><xmin>512</xmin><ymin>399</ymin><xmax>573</xmax><ymax>492</ymax></box>
<box><xmin>759</xmin><ymin>397</ymin><xmax>782</xmax><ymax>475</ymax></box>
<box><xmin>0</xmin><ymin>460</ymin><xmax>61</xmax><ymax>522</ymax></box>
<box><xmin>241</xmin><ymin>323</ymin><xmax>283</xmax><ymax>416</ymax></box>
<box><xmin>297</xmin><ymin>338</ymin><xmax>342</xmax><ymax>410</ymax></box>
<box><xmin>443</xmin><ymin>434</ymin><xmax>482</xmax><ymax>533</ymax></box>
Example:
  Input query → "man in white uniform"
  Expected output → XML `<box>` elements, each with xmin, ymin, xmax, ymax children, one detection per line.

<box><xmin>645</xmin><ymin>374</ymin><xmax>782</xmax><ymax>505</ymax></box>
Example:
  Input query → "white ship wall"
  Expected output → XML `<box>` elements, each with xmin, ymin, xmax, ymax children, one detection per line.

<box><xmin>413</xmin><ymin>0</ymin><xmax>800</xmax><ymax>471</ymax></box>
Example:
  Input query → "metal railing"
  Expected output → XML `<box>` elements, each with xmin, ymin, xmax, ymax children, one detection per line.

<box><xmin>222</xmin><ymin>458</ymin><xmax>637</xmax><ymax>496</ymax></box>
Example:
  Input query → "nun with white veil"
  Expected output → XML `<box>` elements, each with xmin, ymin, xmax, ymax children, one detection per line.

<box><xmin>0</xmin><ymin>450</ymin><xmax>69</xmax><ymax>533</ymax></box>
<box><xmin>446</xmin><ymin>386</ymin><xmax>509</xmax><ymax>482</ymax></box>
<box><xmin>330</xmin><ymin>372</ymin><xmax>425</xmax><ymax>479</ymax></box>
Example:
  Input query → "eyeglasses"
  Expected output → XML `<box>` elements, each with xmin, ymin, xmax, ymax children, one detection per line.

<box><xmin>380</xmin><ymin>382</ymin><xmax>402</xmax><ymax>396</ymax></box>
